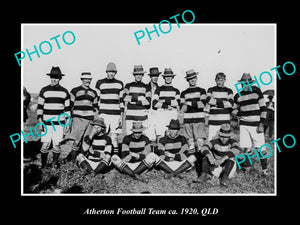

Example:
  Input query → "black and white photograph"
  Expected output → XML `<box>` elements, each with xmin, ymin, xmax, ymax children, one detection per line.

<box><xmin>20</xmin><ymin>23</ymin><xmax>276</xmax><ymax>195</ymax></box>
<box><xmin>5</xmin><ymin>4</ymin><xmax>298</xmax><ymax>221</ymax></box>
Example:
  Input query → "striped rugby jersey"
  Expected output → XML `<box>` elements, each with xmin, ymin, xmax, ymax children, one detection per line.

<box><xmin>232</xmin><ymin>86</ymin><xmax>267</xmax><ymax>127</ymax></box>
<box><xmin>85</xmin><ymin>133</ymin><xmax>112</xmax><ymax>162</ymax></box>
<box><xmin>152</xmin><ymin>85</ymin><xmax>180</xmax><ymax>110</ymax></box>
<box><xmin>180</xmin><ymin>86</ymin><xmax>207</xmax><ymax>123</ymax></box>
<box><xmin>37</xmin><ymin>84</ymin><xmax>70</xmax><ymax>125</ymax></box>
<box><xmin>123</xmin><ymin>81</ymin><xmax>151</xmax><ymax>121</ymax></box>
<box><xmin>121</xmin><ymin>134</ymin><xmax>151</xmax><ymax>163</ymax></box>
<box><xmin>70</xmin><ymin>85</ymin><xmax>98</xmax><ymax>120</ymax></box>
<box><xmin>157</xmin><ymin>134</ymin><xmax>194</xmax><ymax>162</ymax></box>
<box><xmin>201</xmin><ymin>138</ymin><xmax>240</xmax><ymax>160</ymax></box>
<box><xmin>95</xmin><ymin>78</ymin><xmax>124</xmax><ymax>115</ymax></box>
<box><xmin>206</xmin><ymin>86</ymin><xmax>234</xmax><ymax>125</ymax></box>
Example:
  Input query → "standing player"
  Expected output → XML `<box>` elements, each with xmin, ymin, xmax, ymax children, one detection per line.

<box><xmin>206</xmin><ymin>72</ymin><xmax>234</xmax><ymax>141</ymax></box>
<box><xmin>68</xmin><ymin>72</ymin><xmax>98</xmax><ymax>162</ymax></box>
<box><xmin>37</xmin><ymin>67</ymin><xmax>71</xmax><ymax>169</ymax></box>
<box><xmin>152</xmin><ymin>68</ymin><xmax>180</xmax><ymax>140</ymax></box>
<box><xmin>180</xmin><ymin>69</ymin><xmax>207</xmax><ymax>151</ymax></box>
<box><xmin>95</xmin><ymin>62</ymin><xmax>124</xmax><ymax>156</ymax></box>
<box><xmin>232</xmin><ymin>73</ymin><xmax>268</xmax><ymax>175</ymax></box>
<box><xmin>123</xmin><ymin>65</ymin><xmax>151</xmax><ymax>135</ymax></box>
<box><xmin>145</xmin><ymin>67</ymin><xmax>161</xmax><ymax>147</ymax></box>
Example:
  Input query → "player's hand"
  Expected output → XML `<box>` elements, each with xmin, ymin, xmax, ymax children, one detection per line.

<box><xmin>206</xmin><ymin>154</ymin><xmax>215</xmax><ymax>165</ymax></box>
<box><xmin>256</xmin><ymin>122</ymin><xmax>264</xmax><ymax>133</ymax></box>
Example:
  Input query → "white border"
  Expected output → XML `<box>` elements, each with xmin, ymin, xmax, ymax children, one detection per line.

<box><xmin>21</xmin><ymin>23</ymin><xmax>277</xmax><ymax>196</ymax></box>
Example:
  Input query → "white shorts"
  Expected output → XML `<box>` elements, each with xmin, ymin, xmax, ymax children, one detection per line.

<box><xmin>240</xmin><ymin>125</ymin><xmax>265</xmax><ymax>148</ymax></box>
<box><xmin>99</xmin><ymin>113</ymin><xmax>121</xmax><ymax>134</ymax></box>
<box><xmin>208</xmin><ymin>125</ymin><xmax>221</xmax><ymax>141</ymax></box>
<box><xmin>41</xmin><ymin>125</ymin><xmax>64</xmax><ymax>143</ymax></box>
<box><xmin>154</xmin><ymin>109</ymin><xmax>178</xmax><ymax>136</ymax></box>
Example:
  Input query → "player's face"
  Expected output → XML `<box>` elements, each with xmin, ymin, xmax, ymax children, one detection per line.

<box><xmin>220</xmin><ymin>136</ymin><xmax>230</xmax><ymax>145</ymax></box>
<box><xmin>81</xmin><ymin>78</ymin><xmax>92</xmax><ymax>87</ymax></box>
<box><xmin>216</xmin><ymin>78</ymin><xmax>225</xmax><ymax>87</ymax></box>
<box><xmin>133</xmin><ymin>132</ymin><xmax>142</xmax><ymax>139</ymax></box>
<box><xmin>107</xmin><ymin>71</ymin><xmax>116</xmax><ymax>80</ymax></box>
<box><xmin>50</xmin><ymin>77</ymin><xmax>60</xmax><ymax>86</ymax></box>
<box><xmin>168</xmin><ymin>129</ymin><xmax>178</xmax><ymax>138</ymax></box>
<box><xmin>150</xmin><ymin>76</ymin><xmax>159</xmax><ymax>84</ymax></box>
<box><xmin>164</xmin><ymin>76</ymin><xmax>173</xmax><ymax>84</ymax></box>
<box><xmin>188</xmin><ymin>77</ymin><xmax>197</xmax><ymax>86</ymax></box>
<box><xmin>93</xmin><ymin>125</ymin><xmax>103</xmax><ymax>134</ymax></box>
<box><xmin>134</xmin><ymin>74</ymin><xmax>143</xmax><ymax>82</ymax></box>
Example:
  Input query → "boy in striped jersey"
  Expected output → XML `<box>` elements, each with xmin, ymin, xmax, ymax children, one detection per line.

<box><xmin>207</xmin><ymin>72</ymin><xmax>234</xmax><ymax>141</ymax></box>
<box><xmin>68</xmin><ymin>72</ymin><xmax>98</xmax><ymax>162</ymax></box>
<box><xmin>95</xmin><ymin>62</ymin><xmax>124</xmax><ymax>155</ymax></box>
<box><xmin>37</xmin><ymin>67</ymin><xmax>71</xmax><ymax>169</ymax></box>
<box><xmin>155</xmin><ymin>119</ymin><xmax>197</xmax><ymax>178</ymax></box>
<box><xmin>232</xmin><ymin>73</ymin><xmax>268</xmax><ymax>175</ymax></box>
<box><xmin>197</xmin><ymin>124</ymin><xmax>241</xmax><ymax>187</ymax></box>
<box><xmin>76</xmin><ymin>118</ymin><xmax>113</xmax><ymax>176</ymax></box>
<box><xmin>123</xmin><ymin>65</ymin><xmax>151</xmax><ymax>135</ymax></box>
<box><xmin>111</xmin><ymin>122</ymin><xmax>157</xmax><ymax>182</ymax></box>
<box><xmin>180</xmin><ymin>69</ymin><xmax>207</xmax><ymax>151</ymax></box>
<box><xmin>152</xmin><ymin>68</ymin><xmax>180</xmax><ymax>139</ymax></box>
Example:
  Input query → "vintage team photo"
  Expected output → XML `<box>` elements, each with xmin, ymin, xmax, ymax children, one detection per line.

<box><xmin>21</xmin><ymin>24</ymin><xmax>276</xmax><ymax>195</ymax></box>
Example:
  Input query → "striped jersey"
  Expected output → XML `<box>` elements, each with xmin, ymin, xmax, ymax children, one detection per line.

<box><xmin>232</xmin><ymin>86</ymin><xmax>267</xmax><ymax>127</ymax></box>
<box><xmin>121</xmin><ymin>134</ymin><xmax>151</xmax><ymax>163</ymax></box>
<box><xmin>95</xmin><ymin>78</ymin><xmax>124</xmax><ymax>115</ymax></box>
<box><xmin>70</xmin><ymin>85</ymin><xmax>98</xmax><ymax>120</ymax></box>
<box><xmin>84</xmin><ymin>133</ymin><xmax>112</xmax><ymax>162</ymax></box>
<box><xmin>123</xmin><ymin>81</ymin><xmax>151</xmax><ymax>121</ymax></box>
<box><xmin>201</xmin><ymin>138</ymin><xmax>240</xmax><ymax>160</ymax></box>
<box><xmin>37</xmin><ymin>84</ymin><xmax>70</xmax><ymax>125</ymax></box>
<box><xmin>152</xmin><ymin>85</ymin><xmax>180</xmax><ymax>110</ymax></box>
<box><xmin>180</xmin><ymin>86</ymin><xmax>207</xmax><ymax>123</ymax></box>
<box><xmin>157</xmin><ymin>134</ymin><xmax>193</xmax><ymax>162</ymax></box>
<box><xmin>206</xmin><ymin>86</ymin><xmax>234</xmax><ymax>125</ymax></box>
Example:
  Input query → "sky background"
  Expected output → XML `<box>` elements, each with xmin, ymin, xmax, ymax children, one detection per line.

<box><xmin>22</xmin><ymin>24</ymin><xmax>275</xmax><ymax>97</ymax></box>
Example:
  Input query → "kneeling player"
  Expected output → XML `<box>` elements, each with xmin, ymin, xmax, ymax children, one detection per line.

<box><xmin>76</xmin><ymin>118</ymin><xmax>112</xmax><ymax>176</ymax></box>
<box><xmin>111</xmin><ymin>122</ymin><xmax>156</xmax><ymax>182</ymax></box>
<box><xmin>155</xmin><ymin>119</ymin><xmax>197</xmax><ymax>178</ymax></box>
<box><xmin>197</xmin><ymin>124</ymin><xmax>241</xmax><ymax>186</ymax></box>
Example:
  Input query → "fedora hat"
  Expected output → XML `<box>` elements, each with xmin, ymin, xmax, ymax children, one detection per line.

<box><xmin>132</xmin><ymin>65</ymin><xmax>146</xmax><ymax>75</ymax></box>
<box><xmin>47</xmin><ymin>66</ymin><xmax>65</xmax><ymax>77</ymax></box>
<box><xmin>162</xmin><ymin>68</ymin><xmax>176</xmax><ymax>77</ymax></box>
<box><xmin>148</xmin><ymin>67</ymin><xmax>161</xmax><ymax>76</ymax></box>
<box><xmin>91</xmin><ymin>117</ymin><xmax>106</xmax><ymax>128</ymax></box>
<box><xmin>80</xmin><ymin>72</ymin><xmax>92</xmax><ymax>79</ymax></box>
<box><xmin>238</xmin><ymin>73</ymin><xmax>253</xmax><ymax>82</ymax></box>
<box><xmin>106</xmin><ymin>62</ymin><xmax>117</xmax><ymax>72</ymax></box>
<box><xmin>131</xmin><ymin>121</ymin><xmax>146</xmax><ymax>132</ymax></box>
<box><xmin>185</xmin><ymin>69</ymin><xmax>199</xmax><ymax>80</ymax></box>
<box><xmin>166</xmin><ymin>119</ymin><xmax>181</xmax><ymax>130</ymax></box>
<box><xmin>218</xmin><ymin>124</ymin><xmax>232</xmax><ymax>138</ymax></box>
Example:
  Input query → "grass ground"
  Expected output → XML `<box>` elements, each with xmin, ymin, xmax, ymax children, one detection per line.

<box><xmin>23</xmin><ymin>94</ymin><xmax>275</xmax><ymax>194</ymax></box>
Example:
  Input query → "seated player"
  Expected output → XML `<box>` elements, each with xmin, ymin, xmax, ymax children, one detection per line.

<box><xmin>155</xmin><ymin>119</ymin><xmax>197</xmax><ymax>178</ymax></box>
<box><xmin>111</xmin><ymin>122</ymin><xmax>157</xmax><ymax>182</ymax></box>
<box><xmin>197</xmin><ymin>124</ymin><xmax>241</xmax><ymax>187</ymax></box>
<box><xmin>76</xmin><ymin>118</ymin><xmax>112</xmax><ymax>177</ymax></box>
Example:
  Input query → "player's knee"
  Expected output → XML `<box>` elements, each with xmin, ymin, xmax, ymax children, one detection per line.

<box><xmin>76</xmin><ymin>153</ymin><xmax>85</xmax><ymax>163</ymax></box>
<box><xmin>187</xmin><ymin>154</ymin><xmax>197</xmax><ymax>165</ymax></box>
<box><xmin>111</xmin><ymin>155</ymin><xmax>122</xmax><ymax>167</ymax></box>
<box><xmin>40</xmin><ymin>142</ymin><xmax>51</xmax><ymax>153</ymax></box>
<box><xmin>144</xmin><ymin>152</ymin><xmax>159</xmax><ymax>165</ymax></box>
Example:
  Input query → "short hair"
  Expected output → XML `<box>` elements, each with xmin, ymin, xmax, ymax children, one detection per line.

<box><xmin>215</xmin><ymin>72</ymin><xmax>226</xmax><ymax>80</ymax></box>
